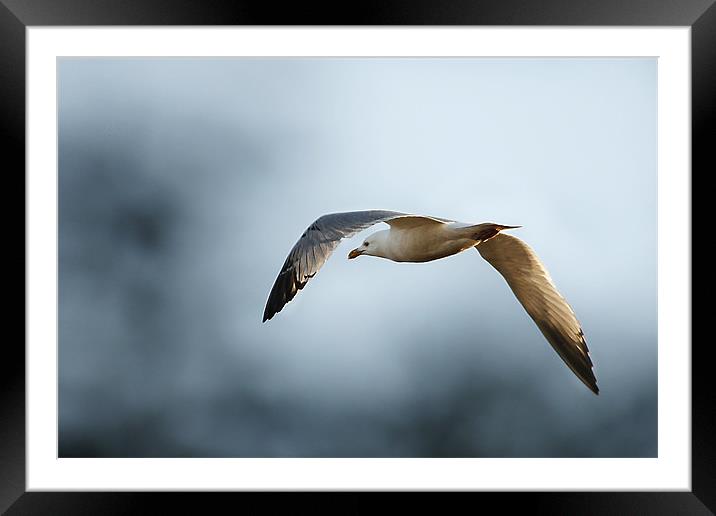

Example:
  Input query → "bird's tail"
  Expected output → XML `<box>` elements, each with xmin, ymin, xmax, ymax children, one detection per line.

<box><xmin>458</xmin><ymin>223</ymin><xmax>521</xmax><ymax>243</ymax></box>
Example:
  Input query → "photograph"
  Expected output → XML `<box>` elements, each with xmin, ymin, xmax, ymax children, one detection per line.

<box><xmin>57</xmin><ymin>56</ymin><xmax>657</xmax><ymax>458</ymax></box>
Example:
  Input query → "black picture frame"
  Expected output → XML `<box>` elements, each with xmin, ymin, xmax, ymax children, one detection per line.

<box><xmin>4</xmin><ymin>1</ymin><xmax>708</xmax><ymax>513</ymax></box>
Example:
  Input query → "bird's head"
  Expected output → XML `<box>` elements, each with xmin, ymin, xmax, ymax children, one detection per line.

<box><xmin>348</xmin><ymin>231</ymin><xmax>386</xmax><ymax>259</ymax></box>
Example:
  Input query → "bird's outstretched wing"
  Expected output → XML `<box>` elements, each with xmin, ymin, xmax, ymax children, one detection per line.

<box><xmin>476</xmin><ymin>233</ymin><xmax>599</xmax><ymax>394</ymax></box>
<box><xmin>264</xmin><ymin>210</ymin><xmax>416</xmax><ymax>322</ymax></box>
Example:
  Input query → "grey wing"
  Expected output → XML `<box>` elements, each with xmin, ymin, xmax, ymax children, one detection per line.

<box><xmin>477</xmin><ymin>233</ymin><xmax>599</xmax><ymax>394</ymax></box>
<box><xmin>263</xmin><ymin>210</ymin><xmax>406</xmax><ymax>322</ymax></box>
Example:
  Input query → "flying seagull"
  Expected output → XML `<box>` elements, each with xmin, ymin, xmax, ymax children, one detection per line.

<box><xmin>263</xmin><ymin>210</ymin><xmax>598</xmax><ymax>394</ymax></box>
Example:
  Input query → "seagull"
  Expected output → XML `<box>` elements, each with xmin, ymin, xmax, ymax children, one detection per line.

<box><xmin>263</xmin><ymin>210</ymin><xmax>598</xmax><ymax>394</ymax></box>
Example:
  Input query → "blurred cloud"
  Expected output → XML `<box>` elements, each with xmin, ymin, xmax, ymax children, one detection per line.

<box><xmin>58</xmin><ymin>57</ymin><xmax>656</xmax><ymax>457</ymax></box>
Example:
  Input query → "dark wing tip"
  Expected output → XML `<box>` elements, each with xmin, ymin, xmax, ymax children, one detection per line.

<box><xmin>539</xmin><ymin>324</ymin><xmax>599</xmax><ymax>395</ymax></box>
<box><xmin>583</xmin><ymin>374</ymin><xmax>599</xmax><ymax>395</ymax></box>
<box><xmin>577</xmin><ymin>348</ymin><xmax>599</xmax><ymax>395</ymax></box>
<box><xmin>262</xmin><ymin>304</ymin><xmax>273</xmax><ymax>322</ymax></box>
<box><xmin>577</xmin><ymin>336</ymin><xmax>599</xmax><ymax>395</ymax></box>
<box><xmin>263</xmin><ymin>298</ymin><xmax>285</xmax><ymax>322</ymax></box>
<box><xmin>262</xmin><ymin>301</ymin><xmax>284</xmax><ymax>323</ymax></box>
<box><xmin>263</xmin><ymin>265</ymin><xmax>306</xmax><ymax>323</ymax></box>
<box><xmin>262</xmin><ymin>307</ymin><xmax>273</xmax><ymax>323</ymax></box>
<box><xmin>575</xmin><ymin>356</ymin><xmax>599</xmax><ymax>395</ymax></box>
<box><xmin>263</xmin><ymin>281</ymin><xmax>289</xmax><ymax>323</ymax></box>
<box><xmin>574</xmin><ymin>365</ymin><xmax>599</xmax><ymax>395</ymax></box>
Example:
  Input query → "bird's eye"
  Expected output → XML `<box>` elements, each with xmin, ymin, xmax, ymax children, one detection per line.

<box><xmin>364</xmin><ymin>242</ymin><xmax>369</xmax><ymax>247</ymax></box>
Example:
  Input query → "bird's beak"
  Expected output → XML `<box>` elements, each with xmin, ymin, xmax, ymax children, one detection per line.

<box><xmin>348</xmin><ymin>248</ymin><xmax>363</xmax><ymax>259</ymax></box>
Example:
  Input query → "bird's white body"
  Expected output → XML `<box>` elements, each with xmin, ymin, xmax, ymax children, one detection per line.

<box><xmin>364</xmin><ymin>225</ymin><xmax>484</xmax><ymax>263</ymax></box>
